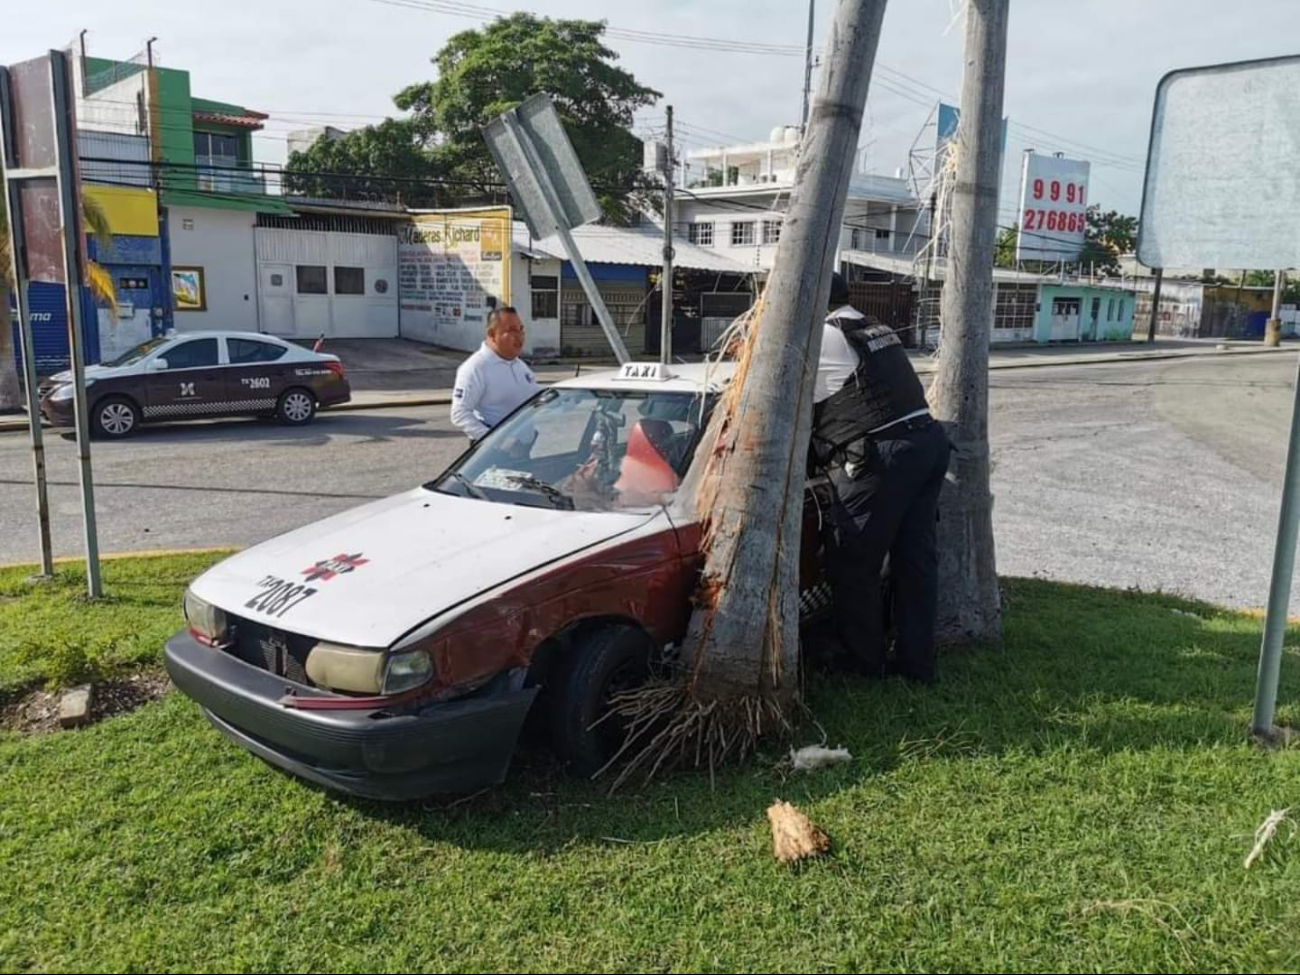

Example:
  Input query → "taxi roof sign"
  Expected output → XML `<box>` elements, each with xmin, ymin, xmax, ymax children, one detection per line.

<box><xmin>615</xmin><ymin>361</ymin><xmax>674</xmax><ymax>382</ymax></box>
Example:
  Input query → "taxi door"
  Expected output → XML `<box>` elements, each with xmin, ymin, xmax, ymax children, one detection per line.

<box><xmin>144</xmin><ymin>336</ymin><xmax>227</xmax><ymax>419</ymax></box>
<box><xmin>223</xmin><ymin>336</ymin><xmax>292</xmax><ymax>412</ymax></box>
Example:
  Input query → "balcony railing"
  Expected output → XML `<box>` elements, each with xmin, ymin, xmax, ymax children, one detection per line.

<box><xmin>195</xmin><ymin>155</ymin><xmax>265</xmax><ymax>195</ymax></box>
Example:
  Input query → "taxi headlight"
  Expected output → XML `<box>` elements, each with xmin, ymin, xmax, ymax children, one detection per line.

<box><xmin>305</xmin><ymin>642</ymin><xmax>385</xmax><ymax>694</ymax></box>
<box><xmin>50</xmin><ymin>384</ymin><xmax>75</xmax><ymax>402</ymax></box>
<box><xmin>382</xmin><ymin>649</ymin><xmax>434</xmax><ymax>695</ymax></box>
<box><xmin>183</xmin><ymin>589</ymin><xmax>229</xmax><ymax>647</ymax></box>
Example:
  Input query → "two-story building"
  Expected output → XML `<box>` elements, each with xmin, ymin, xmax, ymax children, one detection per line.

<box><xmin>673</xmin><ymin>125</ymin><xmax>929</xmax><ymax>274</ymax></box>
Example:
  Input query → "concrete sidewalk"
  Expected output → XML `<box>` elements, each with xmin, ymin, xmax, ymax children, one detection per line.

<box><xmin>1</xmin><ymin>337</ymin><xmax>1294</xmax><ymax>434</ymax></box>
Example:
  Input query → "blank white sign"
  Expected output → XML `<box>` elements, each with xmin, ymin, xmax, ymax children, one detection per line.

<box><xmin>1137</xmin><ymin>55</ymin><xmax>1300</xmax><ymax>271</ymax></box>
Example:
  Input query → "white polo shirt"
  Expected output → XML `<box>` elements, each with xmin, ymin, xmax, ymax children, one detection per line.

<box><xmin>814</xmin><ymin>305</ymin><xmax>864</xmax><ymax>404</ymax></box>
<box><xmin>451</xmin><ymin>342</ymin><xmax>540</xmax><ymax>440</ymax></box>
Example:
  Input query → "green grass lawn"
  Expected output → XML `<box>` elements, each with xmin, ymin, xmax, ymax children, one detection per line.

<box><xmin>3</xmin><ymin>556</ymin><xmax>1300</xmax><ymax>973</ymax></box>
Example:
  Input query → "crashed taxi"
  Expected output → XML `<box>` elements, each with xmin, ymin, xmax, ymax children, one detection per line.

<box><xmin>164</xmin><ymin>361</ymin><xmax>831</xmax><ymax>800</ymax></box>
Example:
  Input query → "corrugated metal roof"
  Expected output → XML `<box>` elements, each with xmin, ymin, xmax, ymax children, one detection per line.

<box><xmin>512</xmin><ymin>221</ymin><xmax>752</xmax><ymax>274</ymax></box>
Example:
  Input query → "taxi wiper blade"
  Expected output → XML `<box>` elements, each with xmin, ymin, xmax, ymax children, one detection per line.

<box><xmin>448</xmin><ymin>471</ymin><xmax>490</xmax><ymax>501</ymax></box>
<box><xmin>505</xmin><ymin>473</ymin><xmax>574</xmax><ymax>510</ymax></box>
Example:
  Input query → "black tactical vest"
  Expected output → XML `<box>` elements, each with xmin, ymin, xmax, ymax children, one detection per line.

<box><xmin>811</xmin><ymin>310</ymin><xmax>928</xmax><ymax>465</ymax></box>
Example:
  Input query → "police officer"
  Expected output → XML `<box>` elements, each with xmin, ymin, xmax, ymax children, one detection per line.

<box><xmin>810</xmin><ymin>272</ymin><xmax>950</xmax><ymax>684</ymax></box>
<box><xmin>450</xmin><ymin>306</ymin><xmax>540</xmax><ymax>446</ymax></box>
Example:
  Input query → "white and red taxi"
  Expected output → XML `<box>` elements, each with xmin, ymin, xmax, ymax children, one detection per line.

<box><xmin>164</xmin><ymin>361</ymin><xmax>832</xmax><ymax>800</ymax></box>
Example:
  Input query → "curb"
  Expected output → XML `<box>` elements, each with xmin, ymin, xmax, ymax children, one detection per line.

<box><xmin>0</xmin><ymin>546</ymin><xmax>237</xmax><ymax>571</ymax></box>
<box><xmin>912</xmin><ymin>344</ymin><xmax>1295</xmax><ymax>375</ymax></box>
<box><xmin>1</xmin><ymin>345</ymin><xmax>1293</xmax><ymax>431</ymax></box>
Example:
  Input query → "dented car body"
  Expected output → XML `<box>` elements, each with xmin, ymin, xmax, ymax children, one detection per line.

<box><xmin>164</xmin><ymin>361</ymin><xmax>831</xmax><ymax>799</ymax></box>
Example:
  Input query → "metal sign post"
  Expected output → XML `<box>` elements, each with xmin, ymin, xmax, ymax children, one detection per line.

<box><xmin>0</xmin><ymin>69</ymin><xmax>54</xmax><ymax>578</ymax></box>
<box><xmin>483</xmin><ymin>93</ymin><xmax>631</xmax><ymax>365</ymax></box>
<box><xmin>1136</xmin><ymin>54</ymin><xmax>1300</xmax><ymax>741</ymax></box>
<box><xmin>0</xmin><ymin>49</ymin><xmax>102</xmax><ymax>596</ymax></box>
<box><xmin>50</xmin><ymin>49</ymin><xmax>101</xmax><ymax>597</ymax></box>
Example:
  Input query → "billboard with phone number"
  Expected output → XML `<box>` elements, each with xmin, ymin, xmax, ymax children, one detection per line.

<box><xmin>1015</xmin><ymin>152</ymin><xmax>1090</xmax><ymax>263</ymax></box>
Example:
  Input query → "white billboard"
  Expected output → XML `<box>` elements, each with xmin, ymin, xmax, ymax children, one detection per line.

<box><xmin>1137</xmin><ymin>55</ymin><xmax>1300</xmax><ymax>270</ymax></box>
<box><xmin>1015</xmin><ymin>152</ymin><xmax>1090</xmax><ymax>264</ymax></box>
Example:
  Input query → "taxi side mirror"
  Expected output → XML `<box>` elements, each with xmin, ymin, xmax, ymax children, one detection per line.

<box><xmin>148</xmin><ymin>357</ymin><xmax>168</xmax><ymax>371</ymax></box>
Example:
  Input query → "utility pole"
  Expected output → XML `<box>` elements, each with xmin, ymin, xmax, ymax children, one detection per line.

<box><xmin>917</xmin><ymin>189</ymin><xmax>937</xmax><ymax>348</ymax></box>
<box><xmin>927</xmin><ymin>0</ymin><xmax>1009</xmax><ymax>645</ymax></box>
<box><xmin>660</xmin><ymin>105</ymin><xmax>675</xmax><ymax>365</ymax></box>
<box><xmin>801</xmin><ymin>0</ymin><xmax>816</xmax><ymax>134</ymax></box>
<box><xmin>1266</xmin><ymin>270</ymin><xmax>1285</xmax><ymax>347</ymax></box>
<box><xmin>1147</xmin><ymin>267</ymin><xmax>1163</xmax><ymax>343</ymax></box>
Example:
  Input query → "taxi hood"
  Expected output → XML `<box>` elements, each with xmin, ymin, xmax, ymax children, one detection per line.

<box><xmin>188</xmin><ymin>486</ymin><xmax>662</xmax><ymax>647</ymax></box>
<box><xmin>46</xmin><ymin>363</ymin><xmax>132</xmax><ymax>384</ymax></box>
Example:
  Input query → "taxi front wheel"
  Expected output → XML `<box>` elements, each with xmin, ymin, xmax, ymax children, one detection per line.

<box><xmin>550</xmin><ymin>624</ymin><xmax>652</xmax><ymax>777</ymax></box>
<box><xmin>276</xmin><ymin>388</ymin><xmax>316</xmax><ymax>425</ymax></box>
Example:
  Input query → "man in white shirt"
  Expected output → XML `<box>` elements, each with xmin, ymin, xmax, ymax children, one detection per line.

<box><xmin>450</xmin><ymin>307</ymin><xmax>540</xmax><ymax>444</ymax></box>
<box><xmin>810</xmin><ymin>273</ymin><xmax>950</xmax><ymax>685</ymax></box>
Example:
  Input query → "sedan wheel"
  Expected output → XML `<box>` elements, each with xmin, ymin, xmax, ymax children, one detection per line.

<box><xmin>92</xmin><ymin>397</ymin><xmax>139</xmax><ymax>438</ymax></box>
<box><xmin>277</xmin><ymin>388</ymin><xmax>316</xmax><ymax>425</ymax></box>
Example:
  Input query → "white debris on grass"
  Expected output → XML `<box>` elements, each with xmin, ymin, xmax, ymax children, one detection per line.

<box><xmin>1244</xmin><ymin>808</ymin><xmax>1294</xmax><ymax>869</ymax></box>
<box><xmin>789</xmin><ymin>744</ymin><xmax>853</xmax><ymax>772</ymax></box>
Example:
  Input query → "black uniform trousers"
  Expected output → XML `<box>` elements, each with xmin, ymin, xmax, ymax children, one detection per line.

<box><xmin>822</xmin><ymin>415</ymin><xmax>951</xmax><ymax>682</ymax></box>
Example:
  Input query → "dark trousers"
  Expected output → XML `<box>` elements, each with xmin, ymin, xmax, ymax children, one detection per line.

<box><xmin>822</xmin><ymin>417</ymin><xmax>951</xmax><ymax>681</ymax></box>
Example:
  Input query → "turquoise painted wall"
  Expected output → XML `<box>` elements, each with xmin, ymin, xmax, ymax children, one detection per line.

<box><xmin>1035</xmin><ymin>285</ymin><xmax>1136</xmax><ymax>343</ymax></box>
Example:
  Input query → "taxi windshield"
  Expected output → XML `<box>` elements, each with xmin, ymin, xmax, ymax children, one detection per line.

<box><xmin>103</xmin><ymin>335</ymin><xmax>170</xmax><ymax>368</ymax></box>
<box><xmin>430</xmin><ymin>386</ymin><xmax>713</xmax><ymax>512</ymax></box>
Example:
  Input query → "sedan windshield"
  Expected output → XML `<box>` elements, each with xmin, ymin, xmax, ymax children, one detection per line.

<box><xmin>103</xmin><ymin>335</ymin><xmax>171</xmax><ymax>368</ymax></box>
<box><xmin>430</xmin><ymin>386</ymin><xmax>713</xmax><ymax>512</ymax></box>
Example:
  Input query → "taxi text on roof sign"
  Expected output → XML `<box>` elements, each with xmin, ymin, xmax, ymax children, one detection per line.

<box><xmin>616</xmin><ymin>362</ymin><xmax>674</xmax><ymax>382</ymax></box>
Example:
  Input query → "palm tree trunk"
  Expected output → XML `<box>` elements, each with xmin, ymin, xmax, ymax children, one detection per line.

<box><xmin>927</xmin><ymin>0</ymin><xmax>1009</xmax><ymax>645</ymax></box>
<box><xmin>604</xmin><ymin>0</ymin><xmax>889</xmax><ymax>787</ymax></box>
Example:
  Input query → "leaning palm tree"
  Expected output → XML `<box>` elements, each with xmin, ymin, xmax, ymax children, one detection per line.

<box><xmin>1</xmin><ymin>179</ymin><xmax>118</xmax><ymax>411</ymax></box>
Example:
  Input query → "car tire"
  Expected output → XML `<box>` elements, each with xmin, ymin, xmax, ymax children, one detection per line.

<box><xmin>276</xmin><ymin>387</ymin><xmax>316</xmax><ymax>425</ymax></box>
<box><xmin>91</xmin><ymin>395</ymin><xmax>140</xmax><ymax>439</ymax></box>
<box><xmin>550</xmin><ymin>624</ymin><xmax>653</xmax><ymax>777</ymax></box>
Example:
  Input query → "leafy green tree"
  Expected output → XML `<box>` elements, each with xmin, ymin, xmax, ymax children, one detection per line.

<box><xmin>397</xmin><ymin>13</ymin><xmax>661</xmax><ymax>222</ymax></box>
<box><xmin>1079</xmin><ymin>206</ymin><xmax>1137</xmax><ymax>275</ymax></box>
<box><xmin>994</xmin><ymin>206</ymin><xmax>1138</xmax><ymax>276</ymax></box>
<box><xmin>284</xmin><ymin>118</ymin><xmax>454</xmax><ymax>208</ymax></box>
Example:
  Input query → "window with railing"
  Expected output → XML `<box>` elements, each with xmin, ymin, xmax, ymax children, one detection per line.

<box><xmin>994</xmin><ymin>284</ymin><xmax>1038</xmax><ymax>331</ymax></box>
<box><xmin>193</xmin><ymin>131</ymin><xmax>262</xmax><ymax>194</ymax></box>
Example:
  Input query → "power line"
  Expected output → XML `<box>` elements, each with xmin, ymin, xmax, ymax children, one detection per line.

<box><xmin>366</xmin><ymin>0</ymin><xmax>1148</xmax><ymax>174</ymax></box>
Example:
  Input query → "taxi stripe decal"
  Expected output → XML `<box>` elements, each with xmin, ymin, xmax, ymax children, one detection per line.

<box><xmin>143</xmin><ymin>398</ymin><xmax>278</xmax><ymax>419</ymax></box>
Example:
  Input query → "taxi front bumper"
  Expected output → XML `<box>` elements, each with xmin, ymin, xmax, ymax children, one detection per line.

<box><xmin>163</xmin><ymin>630</ymin><xmax>537</xmax><ymax>801</ymax></box>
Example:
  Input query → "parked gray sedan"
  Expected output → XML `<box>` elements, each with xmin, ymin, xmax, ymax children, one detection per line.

<box><xmin>38</xmin><ymin>330</ymin><xmax>351</xmax><ymax>438</ymax></box>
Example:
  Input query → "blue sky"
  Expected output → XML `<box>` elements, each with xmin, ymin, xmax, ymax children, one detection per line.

<box><xmin>5</xmin><ymin>0</ymin><xmax>1296</xmax><ymax>220</ymax></box>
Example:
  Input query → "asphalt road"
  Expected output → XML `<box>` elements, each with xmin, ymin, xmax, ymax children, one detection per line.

<box><xmin>1</xmin><ymin>354</ymin><xmax>1296</xmax><ymax>610</ymax></box>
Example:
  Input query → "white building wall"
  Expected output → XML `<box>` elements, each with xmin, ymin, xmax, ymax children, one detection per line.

<box><xmin>676</xmin><ymin>194</ymin><xmax>922</xmax><ymax>273</ymax></box>
<box><xmin>75</xmin><ymin>61</ymin><xmax>150</xmax><ymax>137</ymax></box>
<box><xmin>400</xmin><ymin>251</ymin><xmax>561</xmax><ymax>356</ymax></box>
<box><xmin>168</xmin><ymin>206</ymin><xmax>260</xmax><ymax>332</ymax></box>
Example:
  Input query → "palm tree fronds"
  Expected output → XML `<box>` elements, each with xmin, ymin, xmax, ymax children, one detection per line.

<box><xmin>80</xmin><ymin>191</ymin><xmax>114</xmax><ymax>254</ymax></box>
<box><xmin>84</xmin><ymin>261</ymin><xmax>117</xmax><ymax>318</ymax></box>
